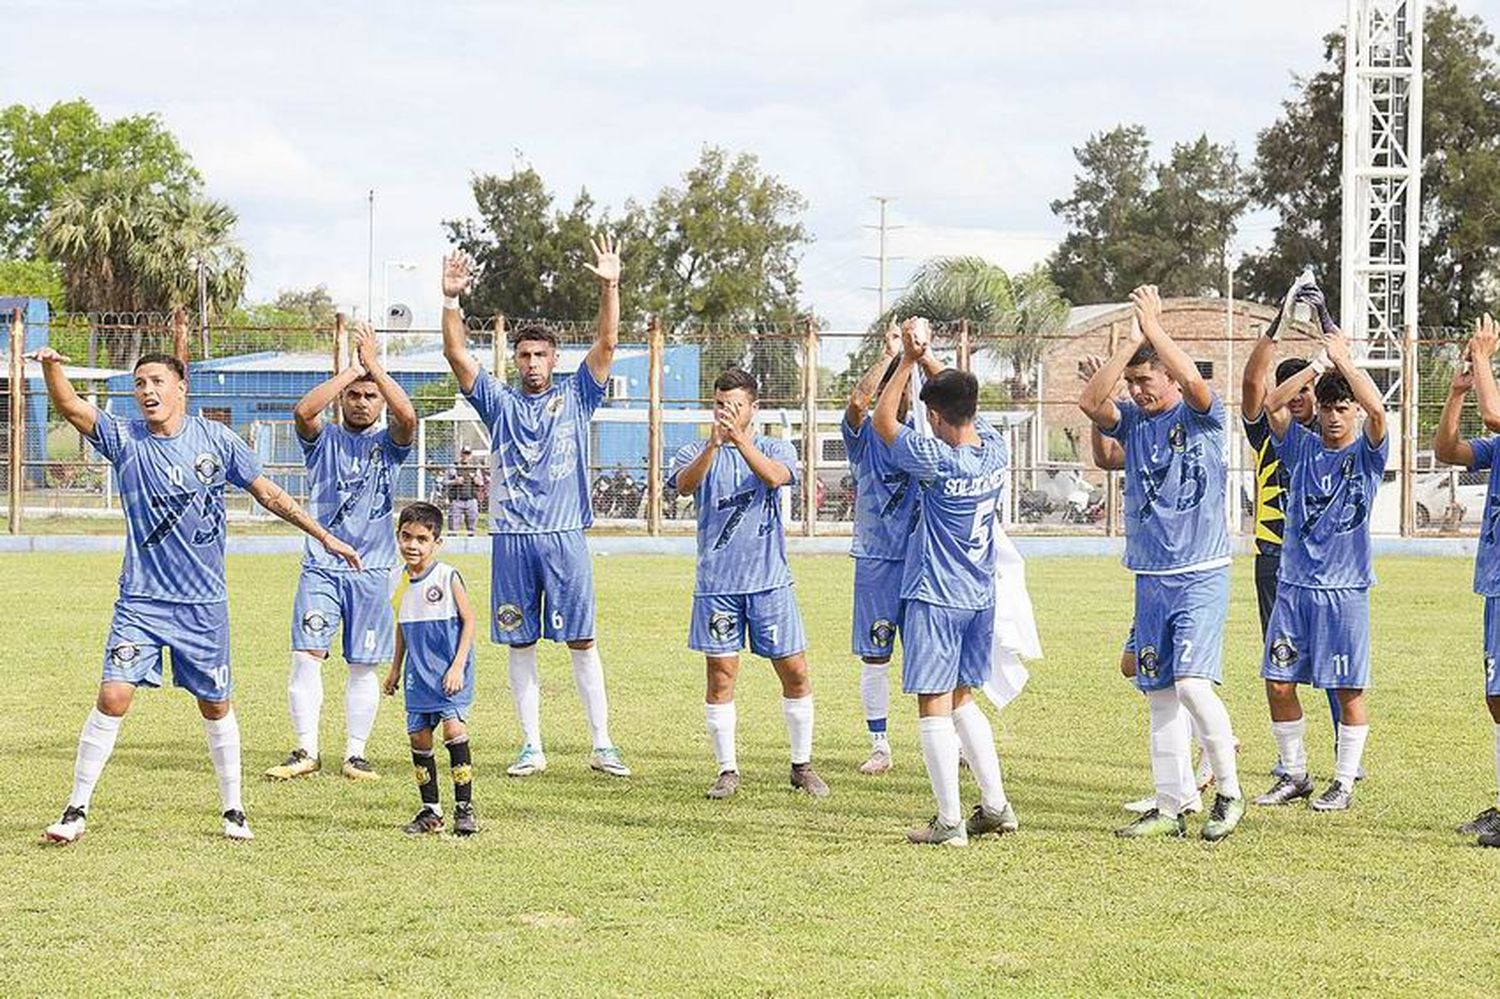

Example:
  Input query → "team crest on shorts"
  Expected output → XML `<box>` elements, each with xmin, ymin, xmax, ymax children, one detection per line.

<box><xmin>109</xmin><ymin>642</ymin><xmax>140</xmax><ymax>666</ymax></box>
<box><xmin>301</xmin><ymin>610</ymin><xmax>332</xmax><ymax>637</ymax></box>
<box><xmin>708</xmin><ymin>611</ymin><xmax>737</xmax><ymax>642</ymax></box>
<box><xmin>496</xmin><ymin>603</ymin><xmax>524</xmax><ymax>632</ymax></box>
<box><xmin>192</xmin><ymin>451</ymin><xmax>222</xmax><ymax>485</ymax></box>
<box><xmin>424</xmin><ymin>585</ymin><xmax>444</xmax><ymax>604</ymax></box>
<box><xmin>1270</xmin><ymin>637</ymin><xmax>1298</xmax><ymax>668</ymax></box>
<box><xmin>869</xmin><ymin>619</ymin><xmax>896</xmax><ymax>649</ymax></box>
<box><xmin>1137</xmin><ymin>645</ymin><xmax>1160</xmax><ymax>678</ymax></box>
<box><xmin>1167</xmin><ymin>424</ymin><xmax>1186</xmax><ymax>452</ymax></box>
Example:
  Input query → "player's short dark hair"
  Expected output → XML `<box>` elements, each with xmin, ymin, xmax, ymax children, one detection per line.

<box><xmin>511</xmin><ymin>322</ymin><xmax>558</xmax><ymax>350</ymax></box>
<box><xmin>714</xmin><ymin>367</ymin><xmax>758</xmax><ymax>401</ymax></box>
<box><xmin>1315</xmin><ymin>371</ymin><xmax>1356</xmax><ymax>407</ymax></box>
<box><xmin>1126</xmin><ymin>344</ymin><xmax>1162</xmax><ymax>369</ymax></box>
<box><xmin>398</xmin><ymin>502</ymin><xmax>444</xmax><ymax>538</ymax></box>
<box><xmin>1276</xmin><ymin>357</ymin><xmax>1311</xmax><ymax>384</ymax></box>
<box><xmin>918</xmin><ymin>368</ymin><xmax>979</xmax><ymax>425</ymax></box>
<box><xmin>134</xmin><ymin>353</ymin><xmax>186</xmax><ymax>380</ymax></box>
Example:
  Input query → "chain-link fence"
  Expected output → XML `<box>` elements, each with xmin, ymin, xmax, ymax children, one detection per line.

<box><xmin>0</xmin><ymin>304</ymin><xmax>1484</xmax><ymax>538</ymax></box>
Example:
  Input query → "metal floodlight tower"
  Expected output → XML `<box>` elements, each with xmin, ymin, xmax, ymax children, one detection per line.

<box><xmin>1339</xmin><ymin>0</ymin><xmax>1424</xmax><ymax>398</ymax></box>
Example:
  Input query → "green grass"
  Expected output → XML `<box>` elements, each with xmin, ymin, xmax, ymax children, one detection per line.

<box><xmin>1</xmin><ymin>554</ymin><xmax>1497</xmax><ymax>997</ymax></box>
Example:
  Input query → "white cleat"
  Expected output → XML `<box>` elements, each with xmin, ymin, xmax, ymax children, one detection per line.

<box><xmin>506</xmin><ymin>744</ymin><xmax>548</xmax><ymax>778</ymax></box>
<box><xmin>44</xmin><ymin>806</ymin><xmax>87</xmax><ymax>844</ymax></box>
<box><xmin>858</xmin><ymin>746</ymin><xmax>893</xmax><ymax>775</ymax></box>
<box><xmin>222</xmin><ymin>809</ymin><xmax>254</xmax><ymax>841</ymax></box>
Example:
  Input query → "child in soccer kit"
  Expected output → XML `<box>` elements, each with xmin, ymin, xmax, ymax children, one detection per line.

<box><xmin>382</xmin><ymin>502</ymin><xmax>479</xmax><ymax>836</ymax></box>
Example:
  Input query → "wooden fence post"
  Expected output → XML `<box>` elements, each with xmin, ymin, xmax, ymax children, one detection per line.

<box><xmin>9</xmin><ymin>310</ymin><xmax>25</xmax><ymax>534</ymax></box>
<box><xmin>493</xmin><ymin>315</ymin><xmax>507</xmax><ymax>381</ymax></box>
<box><xmin>802</xmin><ymin>317</ymin><xmax>819</xmax><ymax>537</ymax></box>
<box><xmin>646</xmin><ymin>316</ymin><xmax>664</xmax><ymax>536</ymax></box>
<box><xmin>332</xmin><ymin>312</ymin><xmax>346</xmax><ymax>426</ymax></box>
<box><xmin>1400</xmin><ymin>322</ymin><xmax>1417</xmax><ymax>536</ymax></box>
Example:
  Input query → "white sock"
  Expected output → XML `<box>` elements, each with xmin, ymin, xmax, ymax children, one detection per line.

<box><xmin>1271</xmin><ymin>718</ymin><xmax>1307</xmax><ymax>778</ymax></box>
<box><xmin>203</xmin><ymin>711</ymin><xmax>244</xmax><ymax>814</ymax></box>
<box><xmin>1334</xmin><ymin>722</ymin><xmax>1369</xmax><ymax>788</ymax></box>
<box><xmin>68</xmin><ymin>707</ymin><xmax>123</xmax><ymax>812</ymax></box>
<box><xmin>952</xmin><ymin>700</ymin><xmax>1007</xmax><ymax>811</ymax></box>
<box><xmin>343</xmin><ymin>663</ymin><xmax>380</xmax><ymax>760</ymax></box>
<box><xmin>918</xmin><ymin>715</ymin><xmax>962</xmax><ymax>827</ymax></box>
<box><xmin>704</xmin><ymin>701</ymin><xmax>738</xmax><ymax>773</ymax></box>
<box><xmin>569</xmin><ymin>645</ymin><xmax>612</xmax><ymax>749</ymax></box>
<box><xmin>782</xmin><ymin>695</ymin><xmax>814</xmax><ymax>766</ymax></box>
<box><xmin>860</xmin><ymin>662</ymin><xmax>890</xmax><ymax>747</ymax></box>
<box><xmin>1175</xmin><ymin>677</ymin><xmax>1241</xmax><ymax>799</ymax></box>
<box><xmin>288</xmin><ymin>651</ymin><xmax>324</xmax><ymax>757</ymax></box>
<box><xmin>1146</xmin><ymin>688</ymin><xmax>1192</xmax><ymax>818</ymax></box>
<box><xmin>507</xmin><ymin>645</ymin><xmax>543</xmax><ymax>752</ymax></box>
<box><xmin>1493</xmin><ymin>723</ymin><xmax>1500</xmax><ymax>810</ymax></box>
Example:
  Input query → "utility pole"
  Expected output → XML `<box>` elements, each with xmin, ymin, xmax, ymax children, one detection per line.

<box><xmin>366</xmin><ymin>189</ymin><xmax>375</xmax><ymax>322</ymax></box>
<box><xmin>862</xmin><ymin>196</ymin><xmax>904</xmax><ymax>318</ymax></box>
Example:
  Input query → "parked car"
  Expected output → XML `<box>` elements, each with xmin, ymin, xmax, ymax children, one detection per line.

<box><xmin>1413</xmin><ymin>468</ymin><xmax>1488</xmax><ymax>528</ymax></box>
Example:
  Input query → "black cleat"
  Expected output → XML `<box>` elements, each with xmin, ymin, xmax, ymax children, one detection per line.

<box><xmin>1254</xmin><ymin>773</ymin><xmax>1314</xmax><ymax>806</ymax></box>
<box><xmin>453</xmin><ymin>803</ymin><xmax>478</xmax><ymax>837</ymax></box>
<box><xmin>403</xmin><ymin>806</ymin><xmax>443</xmax><ymax>835</ymax></box>
<box><xmin>1457</xmin><ymin>806</ymin><xmax>1500</xmax><ymax>837</ymax></box>
<box><xmin>1309</xmin><ymin>780</ymin><xmax>1354</xmax><ymax>812</ymax></box>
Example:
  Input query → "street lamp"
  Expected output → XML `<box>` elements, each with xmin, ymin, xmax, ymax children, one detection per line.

<box><xmin>381</xmin><ymin>260</ymin><xmax>419</xmax><ymax>362</ymax></box>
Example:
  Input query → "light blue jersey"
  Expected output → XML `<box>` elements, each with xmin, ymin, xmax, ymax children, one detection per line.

<box><xmin>391</xmin><ymin>562</ymin><xmax>474</xmax><ymax>714</ymax></box>
<box><xmin>667</xmin><ymin>436</ymin><xmax>798</xmax><ymax>596</ymax></box>
<box><xmin>843</xmin><ymin>416</ymin><xmax>919</xmax><ymax>561</ymax></box>
<box><xmin>1103</xmin><ymin>396</ymin><xmax>1230</xmax><ymax>573</ymax></box>
<box><xmin>887</xmin><ymin>422</ymin><xmax>1008</xmax><ymax>610</ymax></box>
<box><xmin>1466</xmin><ymin>437</ymin><xmax>1500</xmax><ymax>596</ymax></box>
<box><xmin>1274</xmin><ymin>422</ymin><xmax>1388</xmax><ymax>589</ymax></box>
<box><xmin>464</xmin><ymin>367</ymin><xmax>606</xmax><ymax>534</ymax></box>
<box><xmin>300</xmin><ymin>423</ymin><xmax>411</xmax><ymax>571</ymax></box>
<box><xmin>86</xmin><ymin>408</ymin><xmax>262</xmax><ymax>604</ymax></box>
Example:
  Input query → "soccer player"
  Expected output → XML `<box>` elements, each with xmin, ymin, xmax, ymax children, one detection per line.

<box><xmin>1432</xmin><ymin>316</ymin><xmax>1500</xmax><ymax>845</ymax></box>
<box><xmin>439</xmin><ymin>238</ymin><xmax>630</xmax><ymax>779</ymax></box>
<box><xmin>382</xmin><ymin>503</ymin><xmax>479</xmax><ymax>836</ymax></box>
<box><xmin>1256</xmin><ymin>288</ymin><xmax>1387</xmax><ymax>812</ymax></box>
<box><xmin>1078</xmin><ymin>285</ymin><xmax>1245</xmax><ymax>842</ymax></box>
<box><xmin>873</xmin><ymin>319</ymin><xmax>1014</xmax><ymax>847</ymax></box>
<box><xmin>669</xmin><ymin>368</ymin><xmax>829</xmax><ymax>799</ymax></box>
<box><xmin>33</xmin><ymin>348</ymin><xmax>361</xmax><ymax>843</ymax></box>
<box><xmin>267</xmin><ymin>323</ymin><xmax>415</xmax><ymax>782</ymax></box>
<box><xmin>841</xmin><ymin>323</ymin><xmax>943</xmax><ymax>774</ymax></box>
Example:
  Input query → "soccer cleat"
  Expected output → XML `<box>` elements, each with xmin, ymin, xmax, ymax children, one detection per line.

<box><xmin>1480</xmin><ymin>827</ymin><xmax>1500</xmax><ymax>849</ymax></box>
<box><xmin>906</xmin><ymin>816</ymin><xmax>968</xmax><ymax>848</ymax></box>
<box><xmin>1201</xmin><ymin>794</ymin><xmax>1245</xmax><ymax>842</ymax></box>
<box><xmin>1254</xmin><ymin>773</ymin><xmax>1314</xmax><ymax>807</ymax></box>
<box><xmin>789</xmin><ymin>763</ymin><xmax>830</xmax><ymax>798</ymax></box>
<box><xmin>965</xmin><ymin>801</ymin><xmax>1019</xmax><ymax>837</ymax></box>
<box><xmin>453</xmin><ymin>803</ymin><xmax>479</xmax><ymax>837</ymax></box>
<box><xmin>858</xmin><ymin>746</ymin><xmax>892</xmax><ymax>775</ymax></box>
<box><xmin>341</xmin><ymin>756</ymin><xmax>379</xmax><ymax>782</ymax></box>
<box><xmin>403</xmin><ymin>806</ymin><xmax>444</xmax><ymax>835</ymax></box>
<box><xmin>589</xmin><ymin>746</ymin><xmax>632</xmax><ymax>777</ymax></box>
<box><xmin>222</xmin><ymin>809</ymin><xmax>254</xmax><ymax>841</ymax></box>
<box><xmin>44</xmin><ymin>805</ymin><xmax>87</xmax><ymax>845</ymax></box>
<box><xmin>706</xmin><ymin>770</ymin><xmax>741</xmax><ymax>799</ymax></box>
<box><xmin>505</xmin><ymin>744</ymin><xmax>548</xmax><ymax>778</ymax></box>
<box><xmin>1309</xmin><ymin>780</ymin><xmax>1354</xmax><ymax>812</ymax></box>
<box><xmin>1456</xmin><ymin>807</ymin><xmax>1500</xmax><ymax>836</ymax></box>
<box><xmin>265</xmin><ymin>749</ymin><xmax>320</xmax><ymax>780</ymax></box>
<box><xmin>1114</xmin><ymin>809</ymin><xmax>1186</xmax><ymax>839</ymax></box>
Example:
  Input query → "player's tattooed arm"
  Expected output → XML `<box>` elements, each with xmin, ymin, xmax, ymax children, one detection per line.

<box><xmin>846</xmin><ymin>324</ymin><xmax>902</xmax><ymax>429</ymax></box>
<box><xmin>583</xmin><ymin>233</ymin><xmax>621</xmax><ymax>386</ymax></box>
<box><xmin>1132</xmin><ymin>284</ymin><xmax>1212</xmax><ymax>412</ymax></box>
<box><xmin>246</xmin><ymin>475</ymin><xmax>363</xmax><ymax>569</ymax></box>
<box><xmin>384</xmin><ymin>628</ymin><xmax>404</xmax><ymax>696</ymax></box>
<box><xmin>1076</xmin><ymin>355</ymin><xmax>1125</xmax><ymax>470</ymax></box>
<box><xmin>293</xmin><ymin>339</ymin><xmax>366</xmax><ymax>441</ymax></box>
<box><xmin>352</xmin><ymin>323</ymin><xmax>417</xmax><ymax>446</ymax></box>
<box><xmin>444</xmin><ymin>574</ymin><xmax>477</xmax><ymax>696</ymax></box>
<box><xmin>1435</xmin><ymin>351</ymin><xmax>1477</xmax><ymax>466</ymax></box>
<box><xmin>1467</xmin><ymin>314</ymin><xmax>1500</xmax><ymax>433</ymax></box>
<box><xmin>1078</xmin><ymin>316</ymin><xmax>1142</xmax><ymax>432</ymax></box>
<box><xmin>25</xmin><ymin>346</ymin><xmax>96</xmax><ymax>437</ymax></box>
<box><xmin>1323</xmin><ymin>331</ymin><xmax>1387</xmax><ymax>444</ymax></box>
<box><xmin>440</xmin><ymin>251</ymin><xmax>482</xmax><ymax>394</ymax></box>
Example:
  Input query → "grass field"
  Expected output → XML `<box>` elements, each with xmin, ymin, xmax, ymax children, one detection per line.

<box><xmin>1</xmin><ymin>553</ymin><xmax>1497</xmax><ymax>997</ymax></box>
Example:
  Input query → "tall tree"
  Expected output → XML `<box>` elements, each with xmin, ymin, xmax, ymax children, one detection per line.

<box><xmin>1239</xmin><ymin>2</ymin><xmax>1500</xmax><ymax>326</ymax></box>
<box><xmin>0</xmin><ymin>99</ymin><xmax>199</xmax><ymax>257</ymax></box>
<box><xmin>1049</xmin><ymin>126</ymin><xmax>1246</xmax><ymax>302</ymax></box>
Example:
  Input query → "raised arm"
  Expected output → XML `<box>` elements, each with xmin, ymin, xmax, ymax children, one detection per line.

<box><xmin>1133</xmin><ymin>285</ymin><xmax>1211</xmax><ymax>412</ymax></box>
<box><xmin>1434</xmin><ymin>354</ymin><xmax>1477</xmax><ymax>467</ymax></box>
<box><xmin>672</xmin><ymin>427</ymin><xmax>721</xmax><ymax>496</ymax></box>
<box><xmin>245</xmin><ymin>475</ymin><xmax>362</xmax><ymax>569</ymax></box>
<box><xmin>1076</xmin><ymin>355</ymin><xmax>1124</xmax><ymax>469</ymax></box>
<box><xmin>1323</xmin><ymin>332</ymin><xmax>1386</xmax><ymax>444</ymax></box>
<box><xmin>353</xmin><ymin>324</ymin><xmax>417</xmax><ymax>446</ymax></box>
<box><xmin>26</xmin><ymin>347</ymin><xmax>95</xmax><ymax>437</ymax></box>
<box><xmin>1241</xmin><ymin>282</ymin><xmax>1299</xmax><ymax>421</ymax></box>
<box><xmin>440</xmin><ymin>251</ymin><xmax>481</xmax><ymax>394</ymax></box>
<box><xmin>293</xmin><ymin>357</ymin><xmax>362</xmax><ymax>441</ymax></box>
<box><xmin>1078</xmin><ymin>321</ymin><xmax>1143</xmax><ymax>431</ymax></box>
<box><xmin>845</xmin><ymin>325</ymin><xmax>901</xmax><ymax>429</ymax></box>
<box><xmin>1263</xmin><ymin>352</ymin><xmax>1325</xmax><ymax>440</ymax></box>
<box><xmin>875</xmin><ymin>318</ymin><xmax>931</xmax><ymax>444</ymax></box>
<box><xmin>720</xmin><ymin>399</ymin><xmax>792</xmax><ymax>488</ymax></box>
<box><xmin>583</xmin><ymin>233</ymin><xmax>620</xmax><ymax>386</ymax></box>
<box><xmin>1468</xmin><ymin>315</ymin><xmax>1500</xmax><ymax>432</ymax></box>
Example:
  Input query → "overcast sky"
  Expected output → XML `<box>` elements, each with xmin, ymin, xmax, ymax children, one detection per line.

<box><xmin>6</xmin><ymin>0</ymin><xmax>1497</xmax><ymax>327</ymax></box>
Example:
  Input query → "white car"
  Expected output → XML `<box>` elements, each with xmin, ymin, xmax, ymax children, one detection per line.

<box><xmin>1413</xmin><ymin>468</ymin><xmax>1490</xmax><ymax>529</ymax></box>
